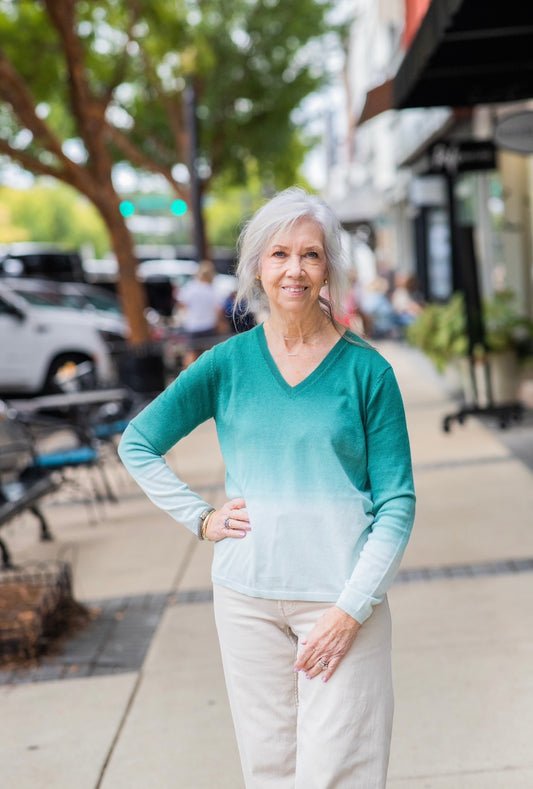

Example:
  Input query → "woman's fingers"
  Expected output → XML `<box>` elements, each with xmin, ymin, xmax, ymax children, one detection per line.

<box><xmin>204</xmin><ymin>499</ymin><xmax>251</xmax><ymax>541</ymax></box>
<box><xmin>228</xmin><ymin>497</ymin><xmax>247</xmax><ymax>510</ymax></box>
<box><xmin>294</xmin><ymin>606</ymin><xmax>361</xmax><ymax>682</ymax></box>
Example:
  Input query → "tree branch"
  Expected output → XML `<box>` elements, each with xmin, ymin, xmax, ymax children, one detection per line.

<box><xmin>102</xmin><ymin>2</ymin><xmax>143</xmax><ymax>105</ymax></box>
<box><xmin>43</xmin><ymin>0</ymin><xmax>110</xmax><ymax>181</ymax></box>
<box><xmin>0</xmin><ymin>50</ymin><xmax>67</xmax><ymax>163</ymax></box>
<box><xmin>107</xmin><ymin>124</ymin><xmax>188</xmax><ymax>199</ymax></box>
<box><xmin>0</xmin><ymin>139</ymin><xmax>71</xmax><ymax>184</ymax></box>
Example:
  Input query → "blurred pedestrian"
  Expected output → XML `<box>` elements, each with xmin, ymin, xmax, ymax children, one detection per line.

<box><xmin>390</xmin><ymin>272</ymin><xmax>423</xmax><ymax>333</ymax></box>
<box><xmin>360</xmin><ymin>276</ymin><xmax>396</xmax><ymax>338</ymax></box>
<box><xmin>118</xmin><ymin>187</ymin><xmax>415</xmax><ymax>789</ymax></box>
<box><xmin>342</xmin><ymin>268</ymin><xmax>371</xmax><ymax>336</ymax></box>
<box><xmin>178</xmin><ymin>259</ymin><xmax>224</xmax><ymax>366</ymax></box>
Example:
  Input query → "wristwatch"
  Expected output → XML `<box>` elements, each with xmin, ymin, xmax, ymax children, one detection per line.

<box><xmin>197</xmin><ymin>507</ymin><xmax>216</xmax><ymax>541</ymax></box>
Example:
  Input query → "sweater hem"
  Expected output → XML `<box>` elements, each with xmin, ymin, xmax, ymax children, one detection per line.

<box><xmin>211</xmin><ymin>574</ymin><xmax>340</xmax><ymax>604</ymax></box>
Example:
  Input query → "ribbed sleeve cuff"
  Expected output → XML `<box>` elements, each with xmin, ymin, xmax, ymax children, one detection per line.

<box><xmin>336</xmin><ymin>585</ymin><xmax>382</xmax><ymax>625</ymax></box>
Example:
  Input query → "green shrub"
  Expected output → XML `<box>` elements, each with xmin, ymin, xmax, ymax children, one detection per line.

<box><xmin>406</xmin><ymin>291</ymin><xmax>533</xmax><ymax>372</ymax></box>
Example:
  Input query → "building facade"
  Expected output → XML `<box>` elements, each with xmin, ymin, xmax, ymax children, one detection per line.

<box><xmin>326</xmin><ymin>0</ymin><xmax>533</xmax><ymax>323</ymax></box>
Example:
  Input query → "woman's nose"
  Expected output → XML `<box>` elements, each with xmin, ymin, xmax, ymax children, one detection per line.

<box><xmin>286</xmin><ymin>255</ymin><xmax>304</xmax><ymax>275</ymax></box>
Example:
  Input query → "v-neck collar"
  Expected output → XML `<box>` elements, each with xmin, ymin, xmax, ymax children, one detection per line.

<box><xmin>256</xmin><ymin>323</ymin><xmax>347</xmax><ymax>395</ymax></box>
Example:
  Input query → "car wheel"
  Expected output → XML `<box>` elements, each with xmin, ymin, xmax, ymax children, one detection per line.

<box><xmin>43</xmin><ymin>353</ymin><xmax>97</xmax><ymax>394</ymax></box>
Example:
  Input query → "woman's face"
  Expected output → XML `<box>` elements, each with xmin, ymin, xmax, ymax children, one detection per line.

<box><xmin>259</xmin><ymin>218</ymin><xmax>328</xmax><ymax>318</ymax></box>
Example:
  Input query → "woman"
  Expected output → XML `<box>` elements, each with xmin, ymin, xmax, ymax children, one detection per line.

<box><xmin>118</xmin><ymin>187</ymin><xmax>415</xmax><ymax>788</ymax></box>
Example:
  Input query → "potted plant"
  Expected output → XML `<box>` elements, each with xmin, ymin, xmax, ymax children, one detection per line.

<box><xmin>406</xmin><ymin>290</ymin><xmax>533</xmax><ymax>406</ymax></box>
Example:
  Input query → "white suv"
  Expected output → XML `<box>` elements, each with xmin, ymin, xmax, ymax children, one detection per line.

<box><xmin>0</xmin><ymin>279</ymin><xmax>127</xmax><ymax>395</ymax></box>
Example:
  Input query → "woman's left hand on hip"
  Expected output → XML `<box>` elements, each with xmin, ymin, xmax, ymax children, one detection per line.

<box><xmin>294</xmin><ymin>606</ymin><xmax>361</xmax><ymax>683</ymax></box>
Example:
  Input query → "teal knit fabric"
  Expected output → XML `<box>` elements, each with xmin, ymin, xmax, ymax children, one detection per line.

<box><xmin>118</xmin><ymin>325</ymin><xmax>415</xmax><ymax>623</ymax></box>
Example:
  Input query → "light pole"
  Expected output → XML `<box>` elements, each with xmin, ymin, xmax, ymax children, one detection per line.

<box><xmin>184</xmin><ymin>82</ymin><xmax>207</xmax><ymax>261</ymax></box>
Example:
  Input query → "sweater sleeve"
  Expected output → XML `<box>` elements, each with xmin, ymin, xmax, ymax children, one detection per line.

<box><xmin>336</xmin><ymin>366</ymin><xmax>416</xmax><ymax>623</ymax></box>
<box><xmin>117</xmin><ymin>348</ymin><xmax>217</xmax><ymax>536</ymax></box>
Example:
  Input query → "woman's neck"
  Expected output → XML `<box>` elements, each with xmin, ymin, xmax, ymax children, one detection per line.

<box><xmin>266</xmin><ymin>307</ymin><xmax>331</xmax><ymax>341</ymax></box>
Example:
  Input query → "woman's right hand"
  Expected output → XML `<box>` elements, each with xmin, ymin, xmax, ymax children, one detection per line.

<box><xmin>205</xmin><ymin>498</ymin><xmax>251</xmax><ymax>541</ymax></box>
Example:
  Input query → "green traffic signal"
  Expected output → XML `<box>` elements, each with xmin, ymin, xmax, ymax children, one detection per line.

<box><xmin>171</xmin><ymin>199</ymin><xmax>188</xmax><ymax>216</ymax></box>
<box><xmin>119</xmin><ymin>200</ymin><xmax>135</xmax><ymax>217</ymax></box>
<box><xmin>119</xmin><ymin>197</ymin><xmax>188</xmax><ymax>217</ymax></box>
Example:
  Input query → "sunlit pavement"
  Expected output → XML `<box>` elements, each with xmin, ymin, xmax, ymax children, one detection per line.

<box><xmin>0</xmin><ymin>340</ymin><xmax>532</xmax><ymax>788</ymax></box>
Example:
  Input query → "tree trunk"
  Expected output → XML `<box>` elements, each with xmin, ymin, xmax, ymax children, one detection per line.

<box><xmin>94</xmin><ymin>187</ymin><xmax>150</xmax><ymax>346</ymax></box>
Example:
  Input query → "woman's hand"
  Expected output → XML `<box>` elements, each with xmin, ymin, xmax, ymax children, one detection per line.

<box><xmin>294</xmin><ymin>606</ymin><xmax>361</xmax><ymax>683</ymax></box>
<box><xmin>205</xmin><ymin>498</ymin><xmax>251</xmax><ymax>542</ymax></box>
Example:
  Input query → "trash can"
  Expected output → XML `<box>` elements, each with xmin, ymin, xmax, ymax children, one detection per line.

<box><xmin>114</xmin><ymin>341</ymin><xmax>166</xmax><ymax>396</ymax></box>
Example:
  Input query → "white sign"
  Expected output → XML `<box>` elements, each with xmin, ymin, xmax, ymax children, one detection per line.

<box><xmin>494</xmin><ymin>111</ymin><xmax>533</xmax><ymax>155</ymax></box>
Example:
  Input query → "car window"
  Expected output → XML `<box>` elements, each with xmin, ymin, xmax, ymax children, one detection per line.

<box><xmin>82</xmin><ymin>292</ymin><xmax>121</xmax><ymax>313</ymax></box>
<box><xmin>57</xmin><ymin>292</ymin><xmax>86</xmax><ymax>309</ymax></box>
<box><xmin>11</xmin><ymin>287</ymin><xmax>62</xmax><ymax>307</ymax></box>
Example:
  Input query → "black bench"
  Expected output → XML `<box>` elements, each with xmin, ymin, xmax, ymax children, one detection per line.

<box><xmin>0</xmin><ymin>402</ymin><xmax>61</xmax><ymax>569</ymax></box>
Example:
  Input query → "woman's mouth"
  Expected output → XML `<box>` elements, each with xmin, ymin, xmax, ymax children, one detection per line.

<box><xmin>282</xmin><ymin>286</ymin><xmax>307</xmax><ymax>294</ymax></box>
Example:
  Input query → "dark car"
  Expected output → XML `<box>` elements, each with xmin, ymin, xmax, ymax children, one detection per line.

<box><xmin>0</xmin><ymin>244</ymin><xmax>85</xmax><ymax>282</ymax></box>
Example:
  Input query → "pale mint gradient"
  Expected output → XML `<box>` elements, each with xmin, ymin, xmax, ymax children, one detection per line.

<box><xmin>118</xmin><ymin>325</ymin><xmax>415</xmax><ymax>623</ymax></box>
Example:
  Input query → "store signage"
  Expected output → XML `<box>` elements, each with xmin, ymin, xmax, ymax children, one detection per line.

<box><xmin>427</xmin><ymin>141</ymin><xmax>496</xmax><ymax>175</ymax></box>
<box><xmin>494</xmin><ymin>111</ymin><xmax>533</xmax><ymax>155</ymax></box>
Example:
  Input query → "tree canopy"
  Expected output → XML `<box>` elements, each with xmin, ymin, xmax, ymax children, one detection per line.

<box><xmin>1</xmin><ymin>0</ymin><xmax>337</xmax><ymax>189</ymax></box>
<box><xmin>0</xmin><ymin>0</ymin><xmax>341</xmax><ymax>342</ymax></box>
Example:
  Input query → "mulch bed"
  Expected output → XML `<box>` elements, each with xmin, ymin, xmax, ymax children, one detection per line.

<box><xmin>0</xmin><ymin>561</ymin><xmax>96</xmax><ymax>669</ymax></box>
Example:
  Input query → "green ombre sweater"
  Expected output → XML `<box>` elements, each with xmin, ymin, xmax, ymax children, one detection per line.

<box><xmin>118</xmin><ymin>325</ymin><xmax>415</xmax><ymax>624</ymax></box>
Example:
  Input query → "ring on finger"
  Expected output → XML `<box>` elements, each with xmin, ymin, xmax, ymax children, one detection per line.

<box><xmin>319</xmin><ymin>658</ymin><xmax>329</xmax><ymax>670</ymax></box>
<box><xmin>223</xmin><ymin>517</ymin><xmax>230</xmax><ymax>530</ymax></box>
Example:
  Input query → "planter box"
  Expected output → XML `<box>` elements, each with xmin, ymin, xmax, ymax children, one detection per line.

<box><xmin>455</xmin><ymin>351</ymin><xmax>521</xmax><ymax>407</ymax></box>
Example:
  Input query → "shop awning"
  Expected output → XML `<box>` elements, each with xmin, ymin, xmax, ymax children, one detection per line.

<box><xmin>358</xmin><ymin>0</ymin><xmax>533</xmax><ymax>124</ymax></box>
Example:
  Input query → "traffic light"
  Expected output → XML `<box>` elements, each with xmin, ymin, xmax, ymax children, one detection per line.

<box><xmin>119</xmin><ymin>195</ymin><xmax>188</xmax><ymax>219</ymax></box>
<box><xmin>119</xmin><ymin>196</ymin><xmax>188</xmax><ymax>217</ymax></box>
<box><xmin>119</xmin><ymin>200</ymin><xmax>135</xmax><ymax>218</ymax></box>
<box><xmin>170</xmin><ymin>199</ymin><xmax>188</xmax><ymax>216</ymax></box>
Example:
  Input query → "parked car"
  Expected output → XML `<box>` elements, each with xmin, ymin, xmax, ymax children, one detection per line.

<box><xmin>0</xmin><ymin>279</ymin><xmax>127</xmax><ymax>395</ymax></box>
<box><xmin>3</xmin><ymin>276</ymin><xmax>124</xmax><ymax>314</ymax></box>
<box><xmin>0</xmin><ymin>243</ymin><xmax>85</xmax><ymax>282</ymax></box>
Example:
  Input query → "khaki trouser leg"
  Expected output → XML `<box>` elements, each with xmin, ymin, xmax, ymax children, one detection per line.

<box><xmin>213</xmin><ymin>585</ymin><xmax>393</xmax><ymax>789</ymax></box>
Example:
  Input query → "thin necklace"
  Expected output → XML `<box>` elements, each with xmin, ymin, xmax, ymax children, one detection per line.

<box><xmin>272</xmin><ymin>326</ymin><xmax>327</xmax><ymax>356</ymax></box>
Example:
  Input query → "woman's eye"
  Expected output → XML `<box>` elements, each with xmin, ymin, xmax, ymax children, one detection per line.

<box><xmin>305</xmin><ymin>251</ymin><xmax>318</xmax><ymax>258</ymax></box>
<box><xmin>272</xmin><ymin>250</ymin><xmax>285</xmax><ymax>258</ymax></box>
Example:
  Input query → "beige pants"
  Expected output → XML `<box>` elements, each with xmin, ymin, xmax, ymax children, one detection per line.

<box><xmin>213</xmin><ymin>584</ymin><xmax>394</xmax><ymax>789</ymax></box>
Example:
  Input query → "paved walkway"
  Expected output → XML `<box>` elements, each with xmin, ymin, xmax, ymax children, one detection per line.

<box><xmin>1</xmin><ymin>340</ymin><xmax>532</xmax><ymax>788</ymax></box>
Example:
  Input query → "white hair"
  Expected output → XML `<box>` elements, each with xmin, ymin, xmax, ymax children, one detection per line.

<box><xmin>235</xmin><ymin>187</ymin><xmax>349</xmax><ymax>323</ymax></box>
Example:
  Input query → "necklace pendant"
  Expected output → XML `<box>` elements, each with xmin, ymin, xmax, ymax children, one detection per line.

<box><xmin>287</xmin><ymin>352</ymin><xmax>298</xmax><ymax>357</ymax></box>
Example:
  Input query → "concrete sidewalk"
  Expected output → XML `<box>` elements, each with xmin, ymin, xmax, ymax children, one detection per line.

<box><xmin>1</xmin><ymin>340</ymin><xmax>532</xmax><ymax>788</ymax></box>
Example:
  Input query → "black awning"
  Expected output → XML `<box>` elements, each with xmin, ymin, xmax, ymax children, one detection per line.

<box><xmin>358</xmin><ymin>0</ymin><xmax>533</xmax><ymax>124</ymax></box>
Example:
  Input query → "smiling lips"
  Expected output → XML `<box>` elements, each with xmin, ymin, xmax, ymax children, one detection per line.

<box><xmin>282</xmin><ymin>286</ymin><xmax>307</xmax><ymax>294</ymax></box>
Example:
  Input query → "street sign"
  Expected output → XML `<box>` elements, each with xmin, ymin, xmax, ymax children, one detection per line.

<box><xmin>427</xmin><ymin>141</ymin><xmax>496</xmax><ymax>176</ymax></box>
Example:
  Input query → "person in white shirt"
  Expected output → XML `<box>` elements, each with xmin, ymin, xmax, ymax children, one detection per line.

<box><xmin>178</xmin><ymin>259</ymin><xmax>225</xmax><ymax>366</ymax></box>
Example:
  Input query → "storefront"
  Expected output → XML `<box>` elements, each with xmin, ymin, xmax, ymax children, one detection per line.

<box><xmin>356</xmin><ymin>0</ymin><xmax>533</xmax><ymax>318</ymax></box>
